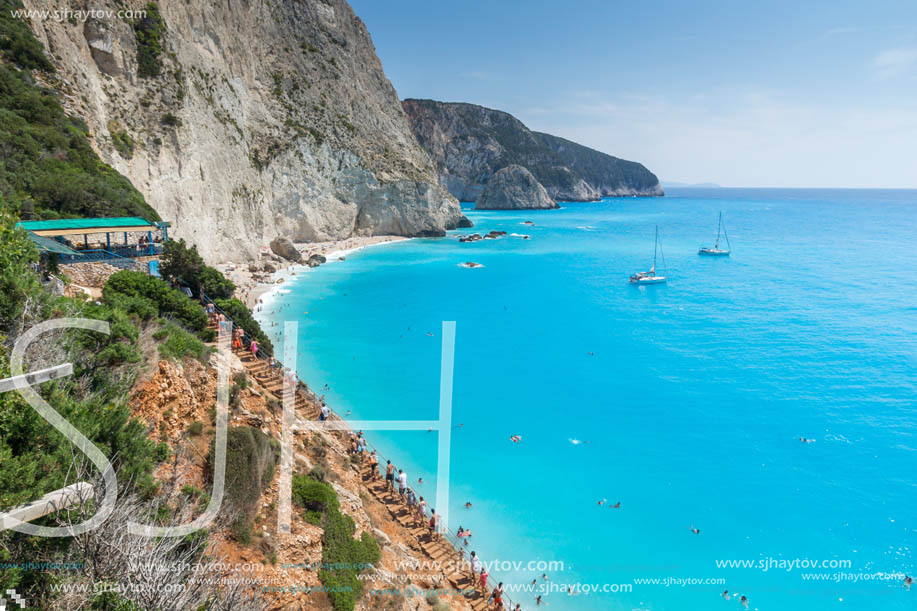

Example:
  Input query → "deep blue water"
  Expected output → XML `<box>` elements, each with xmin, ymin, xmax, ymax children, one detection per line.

<box><xmin>259</xmin><ymin>189</ymin><xmax>917</xmax><ymax>610</ymax></box>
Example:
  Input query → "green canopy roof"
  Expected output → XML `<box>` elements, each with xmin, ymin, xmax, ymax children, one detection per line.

<box><xmin>17</xmin><ymin>217</ymin><xmax>154</xmax><ymax>232</ymax></box>
<box><xmin>26</xmin><ymin>233</ymin><xmax>81</xmax><ymax>255</ymax></box>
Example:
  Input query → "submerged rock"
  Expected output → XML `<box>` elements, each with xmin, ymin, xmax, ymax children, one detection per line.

<box><xmin>476</xmin><ymin>165</ymin><xmax>558</xmax><ymax>210</ymax></box>
<box><xmin>306</xmin><ymin>253</ymin><xmax>327</xmax><ymax>268</ymax></box>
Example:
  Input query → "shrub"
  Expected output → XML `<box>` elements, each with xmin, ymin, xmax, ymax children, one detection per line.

<box><xmin>103</xmin><ymin>270</ymin><xmax>208</xmax><ymax>335</ymax></box>
<box><xmin>156</xmin><ymin>321</ymin><xmax>211</xmax><ymax>362</ymax></box>
<box><xmin>159</xmin><ymin>238</ymin><xmax>235</xmax><ymax>299</ymax></box>
<box><xmin>188</xmin><ymin>421</ymin><xmax>203</xmax><ymax>436</ymax></box>
<box><xmin>291</xmin><ymin>474</ymin><xmax>337</xmax><ymax>512</ymax></box>
<box><xmin>206</xmin><ymin>427</ymin><xmax>279</xmax><ymax>545</ymax></box>
<box><xmin>320</xmin><ymin>506</ymin><xmax>381</xmax><ymax>611</ymax></box>
<box><xmin>0</xmin><ymin>199</ymin><xmax>41</xmax><ymax>330</ymax></box>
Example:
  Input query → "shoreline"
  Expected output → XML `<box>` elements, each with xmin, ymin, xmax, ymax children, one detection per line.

<box><xmin>216</xmin><ymin>235</ymin><xmax>409</xmax><ymax>309</ymax></box>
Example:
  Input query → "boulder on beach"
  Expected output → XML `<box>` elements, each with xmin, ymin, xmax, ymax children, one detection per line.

<box><xmin>270</xmin><ymin>237</ymin><xmax>302</xmax><ymax>263</ymax></box>
<box><xmin>475</xmin><ymin>165</ymin><xmax>558</xmax><ymax>210</ymax></box>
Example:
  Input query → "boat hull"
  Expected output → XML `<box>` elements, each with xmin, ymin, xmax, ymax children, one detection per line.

<box><xmin>698</xmin><ymin>248</ymin><xmax>730</xmax><ymax>256</ymax></box>
<box><xmin>630</xmin><ymin>276</ymin><xmax>667</xmax><ymax>284</ymax></box>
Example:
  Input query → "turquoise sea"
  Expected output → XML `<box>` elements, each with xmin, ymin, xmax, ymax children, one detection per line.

<box><xmin>259</xmin><ymin>189</ymin><xmax>917</xmax><ymax>611</ymax></box>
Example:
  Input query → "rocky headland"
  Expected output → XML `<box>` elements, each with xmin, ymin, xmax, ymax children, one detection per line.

<box><xmin>402</xmin><ymin>98</ymin><xmax>664</xmax><ymax>203</ymax></box>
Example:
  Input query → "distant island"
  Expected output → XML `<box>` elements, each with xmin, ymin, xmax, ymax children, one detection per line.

<box><xmin>402</xmin><ymin>99</ymin><xmax>663</xmax><ymax>209</ymax></box>
<box><xmin>661</xmin><ymin>181</ymin><xmax>722</xmax><ymax>188</ymax></box>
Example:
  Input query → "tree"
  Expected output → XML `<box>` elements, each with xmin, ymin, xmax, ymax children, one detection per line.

<box><xmin>159</xmin><ymin>238</ymin><xmax>234</xmax><ymax>299</ymax></box>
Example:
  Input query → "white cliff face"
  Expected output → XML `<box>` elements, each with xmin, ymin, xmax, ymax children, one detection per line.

<box><xmin>24</xmin><ymin>0</ymin><xmax>467</xmax><ymax>262</ymax></box>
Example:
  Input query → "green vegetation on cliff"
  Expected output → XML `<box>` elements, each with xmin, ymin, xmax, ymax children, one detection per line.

<box><xmin>134</xmin><ymin>3</ymin><xmax>166</xmax><ymax>79</ymax></box>
<box><xmin>292</xmin><ymin>471</ymin><xmax>381</xmax><ymax>611</ymax></box>
<box><xmin>0</xmin><ymin>4</ymin><xmax>158</xmax><ymax>220</ymax></box>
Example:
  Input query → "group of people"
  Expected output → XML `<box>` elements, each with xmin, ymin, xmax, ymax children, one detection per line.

<box><xmin>206</xmin><ymin>301</ymin><xmax>260</xmax><ymax>358</ymax></box>
<box><xmin>359</xmin><ymin>451</ymin><xmax>531</xmax><ymax>609</ymax></box>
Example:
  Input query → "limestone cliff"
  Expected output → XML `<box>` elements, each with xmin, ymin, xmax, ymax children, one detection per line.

<box><xmin>22</xmin><ymin>0</ymin><xmax>468</xmax><ymax>262</ymax></box>
<box><xmin>476</xmin><ymin>164</ymin><xmax>557</xmax><ymax>210</ymax></box>
<box><xmin>402</xmin><ymin>98</ymin><xmax>664</xmax><ymax>202</ymax></box>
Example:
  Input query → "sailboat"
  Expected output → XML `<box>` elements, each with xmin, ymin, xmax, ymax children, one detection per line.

<box><xmin>698</xmin><ymin>211</ymin><xmax>731</xmax><ymax>256</ymax></box>
<box><xmin>630</xmin><ymin>226</ymin><xmax>667</xmax><ymax>284</ymax></box>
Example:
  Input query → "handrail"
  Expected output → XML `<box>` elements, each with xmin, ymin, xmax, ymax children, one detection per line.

<box><xmin>60</xmin><ymin>249</ymin><xmax>147</xmax><ymax>271</ymax></box>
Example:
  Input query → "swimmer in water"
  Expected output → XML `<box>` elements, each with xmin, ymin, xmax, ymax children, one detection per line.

<box><xmin>722</xmin><ymin>590</ymin><xmax>731</xmax><ymax>600</ymax></box>
<box><xmin>610</xmin><ymin>502</ymin><xmax>621</xmax><ymax>509</ymax></box>
<box><xmin>465</xmin><ymin>502</ymin><xmax>472</xmax><ymax>509</ymax></box>
<box><xmin>597</xmin><ymin>498</ymin><xmax>606</xmax><ymax>506</ymax></box>
<box><xmin>740</xmin><ymin>595</ymin><xmax>749</xmax><ymax>609</ymax></box>
<box><xmin>417</xmin><ymin>477</ymin><xmax>423</xmax><ymax>484</ymax></box>
<box><xmin>691</xmin><ymin>525</ymin><xmax>700</xmax><ymax>534</ymax></box>
<box><xmin>904</xmin><ymin>575</ymin><xmax>913</xmax><ymax>590</ymax></box>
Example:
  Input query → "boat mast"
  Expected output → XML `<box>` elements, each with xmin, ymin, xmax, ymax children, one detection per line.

<box><xmin>653</xmin><ymin>225</ymin><xmax>658</xmax><ymax>272</ymax></box>
<box><xmin>715</xmin><ymin>211</ymin><xmax>722</xmax><ymax>248</ymax></box>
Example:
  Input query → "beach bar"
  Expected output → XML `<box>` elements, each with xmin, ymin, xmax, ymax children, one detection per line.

<box><xmin>16</xmin><ymin>216</ymin><xmax>170</xmax><ymax>272</ymax></box>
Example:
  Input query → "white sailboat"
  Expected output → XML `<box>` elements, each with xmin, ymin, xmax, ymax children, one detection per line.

<box><xmin>630</xmin><ymin>226</ymin><xmax>667</xmax><ymax>284</ymax></box>
<box><xmin>698</xmin><ymin>211</ymin><xmax>731</xmax><ymax>255</ymax></box>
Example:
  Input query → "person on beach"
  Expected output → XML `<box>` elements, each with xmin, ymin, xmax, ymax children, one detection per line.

<box><xmin>250</xmin><ymin>339</ymin><xmax>258</xmax><ymax>358</ymax></box>
<box><xmin>320</xmin><ymin>404</ymin><xmax>330</xmax><ymax>421</ymax></box>
<box><xmin>232</xmin><ymin>327</ymin><xmax>242</xmax><ymax>350</ymax></box>
<box><xmin>205</xmin><ymin>302</ymin><xmax>215</xmax><ymax>321</ymax></box>
<box><xmin>406</xmin><ymin>487</ymin><xmax>416</xmax><ymax>508</ymax></box>
<box><xmin>397</xmin><ymin>469</ymin><xmax>407</xmax><ymax>497</ymax></box>
<box><xmin>356</xmin><ymin>433</ymin><xmax>365</xmax><ymax>461</ymax></box>
<box><xmin>385</xmin><ymin>461</ymin><xmax>395</xmax><ymax>491</ymax></box>
<box><xmin>479</xmin><ymin>568</ymin><xmax>489</xmax><ymax>594</ymax></box>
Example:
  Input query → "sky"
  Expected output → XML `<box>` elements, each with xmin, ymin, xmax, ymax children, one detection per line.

<box><xmin>348</xmin><ymin>0</ymin><xmax>917</xmax><ymax>188</ymax></box>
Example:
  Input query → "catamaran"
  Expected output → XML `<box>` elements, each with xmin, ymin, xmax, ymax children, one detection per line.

<box><xmin>630</xmin><ymin>226</ymin><xmax>667</xmax><ymax>284</ymax></box>
<box><xmin>698</xmin><ymin>211</ymin><xmax>731</xmax><ymax>255</ymax></box>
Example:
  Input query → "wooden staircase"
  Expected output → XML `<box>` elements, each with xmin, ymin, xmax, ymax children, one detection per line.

<box><xmin>356</xmin><ymin>462</ymin><xmax>501</xmax><ymax>611</ymax></box>
<box><xmin>207</xmin><ymin>320</ymin><xmax>321</xmax><ymax>420</ymax></box>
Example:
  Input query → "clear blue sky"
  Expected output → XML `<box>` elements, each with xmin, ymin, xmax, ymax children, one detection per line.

<box><xmin>349</xmin><ymin>0</ymin><xmax>917</xmax><ymax>187</ymax></box>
